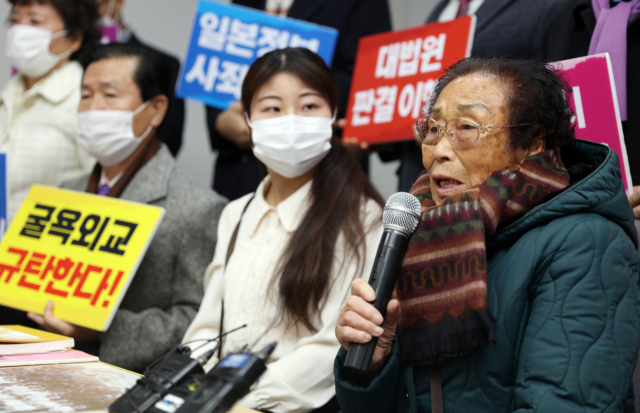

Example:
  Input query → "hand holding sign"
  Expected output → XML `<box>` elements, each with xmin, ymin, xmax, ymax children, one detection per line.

<box><xmin>216</xmin><ymin>101</ymin><xmax>252</xmax><ymax>149</ymax></box>
<box><xmin>337</xmin><ymin>118</ymin><xmax>370</xmax><ymax>157</ymax></box>
<box><xmin>628</xmin><ymin>186</ymin><xmax>640</xmax><ymax>219</ymax></box>
<box><xmin>0</xmin><ymin>186</ymin><xmax>165</xmax><ymax>332</ymax></box>
<box><xmin>27</xmin><ymin>301</ymin><xmax>101</xmax><ymax>340</ymax></box>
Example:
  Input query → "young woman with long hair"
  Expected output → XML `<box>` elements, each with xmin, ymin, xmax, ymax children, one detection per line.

<box><xmin>183</xmin><ymin>48</ymin><xmax>384</xmax><ymax>412</ymax></box>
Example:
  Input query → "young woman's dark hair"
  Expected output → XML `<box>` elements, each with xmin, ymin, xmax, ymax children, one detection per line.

<box><xmin>10</xmin><ymin>0</ymin><xmax>100</xmax><ymax>61</ymax></box>
<box><xmin>242</xmin><ymin>47</ymin><xmax>384</xmax><ymax>332</ymax></box>
<box><xmin>426</xmin><ymin>57</ymin><xmax>575</xmax><ymax>151</ymax></box>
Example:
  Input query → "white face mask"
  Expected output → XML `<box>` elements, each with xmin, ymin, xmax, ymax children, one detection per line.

<box><xmin>5</xmin><ymin>25</ymin><xmax>72</xmax><ymax>79</ymax></box>
<box><xmin>246</xmin><ymin>114</ymin><xmax>335</xmax><ymax>179</ymax></box>
<box><xmin>77</xmin><ymin>102</ymin><xmax>153</xmax><ymax>167</ymax></box>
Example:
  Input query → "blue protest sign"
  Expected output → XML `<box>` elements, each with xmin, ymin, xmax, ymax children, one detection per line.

<box><xmin>176</xmin><ymin>0</ymin><xmax>339</xmax><ymax>110</ymax></box>
<box><xmin>0</xmin><ymin>153</ymin><xmax>6</xmax><ymax>238</ymax></box>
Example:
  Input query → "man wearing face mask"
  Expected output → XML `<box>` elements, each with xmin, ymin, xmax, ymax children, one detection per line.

<box><xmin>25</xmin><ymin>43</ymin><xmax>227</xmax><ymax>373</ymax></box>
<box><xmin>95</xmin><ymin>0</ymin><xmax>185</xmax><ymax>156</ymax></box>
<box><xmin>0</xmin><ymin>0</ymin><xmax>99</xmax><ymax>224</ymax></box>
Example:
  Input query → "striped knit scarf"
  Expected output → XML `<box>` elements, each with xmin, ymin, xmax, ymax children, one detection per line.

<box><xmin>397</xmin><ymin>150</ymin><xmax>569</xmax><ymax>364</ymax></box>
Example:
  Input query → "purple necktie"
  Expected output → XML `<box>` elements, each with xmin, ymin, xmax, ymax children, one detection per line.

<box><xmin>98</xmin><ymin>184</ymin><xmax>110</xmax><ymax>196</ymax></box>
<box><xmin>456</xmin><ymin>0</ymin><xmax>472</xmax><ymax>17</ymax></box>
<box><xmin>589</xmin><ymin>0</ymin><xmax>640</xmax><ymax>121</ymax></box>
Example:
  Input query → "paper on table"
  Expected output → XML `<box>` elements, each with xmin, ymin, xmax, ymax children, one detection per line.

<box><xmin>0</xmin><ymin>349</ymin><xmax>98</xmax><ymax>367</ymax></box>
<box><xmin>0</xmin><ymin>327</ymin><xmax>39</xmax><ymax>340</ymax></box>
<box><xmin>0</xmin><ymin>325</ymin><xmax>70</xmax><ymax>343</ymax></box>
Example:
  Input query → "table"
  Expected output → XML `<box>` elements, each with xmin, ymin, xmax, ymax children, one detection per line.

<box><xmin>0</xmin><ymin>361</ymin><xmax>257</xmax><ymax>413</ymax></box>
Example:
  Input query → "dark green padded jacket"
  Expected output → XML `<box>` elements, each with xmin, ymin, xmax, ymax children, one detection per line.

<box><xmin>335</xmin><ymin>140</ymin><xmax>640</xmax><ymax>413</ymax></box>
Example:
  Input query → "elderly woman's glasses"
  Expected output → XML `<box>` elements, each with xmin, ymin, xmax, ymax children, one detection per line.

<box><xmin>415</xmin><ymin>117</ymin><xmax>529</xmax><ymax>149</ymax></box>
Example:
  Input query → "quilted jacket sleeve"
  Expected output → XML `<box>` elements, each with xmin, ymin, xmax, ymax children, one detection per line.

<box><xmin>334</xmin><ymin>341</ymin><xmax>401</xmax><ymax>413</ymax></box>
<box><xmin>512</xmin><ymin>216</ymin><xmax>640</xmax><ymax>413</ymax></box>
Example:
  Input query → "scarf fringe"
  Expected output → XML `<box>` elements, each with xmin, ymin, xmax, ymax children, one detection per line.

<box><xmin>399</xmin><ymin>307</ymin><xmax>495</xmax><ymax>364</ymax></box>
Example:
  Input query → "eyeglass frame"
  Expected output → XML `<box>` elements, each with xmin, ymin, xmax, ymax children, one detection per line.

<box><xmin>415</xmin><ymin>117</ymin><xmax>531</xmax><ymax>149</ymax></box>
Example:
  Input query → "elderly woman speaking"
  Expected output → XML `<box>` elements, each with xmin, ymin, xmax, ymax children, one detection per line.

<box><xmin>334</xmin><ymin>58</ymin><xmax>640</xmax><ymax>412</ymax></box>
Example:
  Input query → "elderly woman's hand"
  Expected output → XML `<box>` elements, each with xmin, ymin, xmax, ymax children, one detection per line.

<box><xmin>629</xmin><ymin>186</ymin><xmax>640</xmax><ymax>219</ymax></box>
<box><xmin>336</xmin><ymin>279</ymin><xmax>400</xmax><ymax>375</ymax></box>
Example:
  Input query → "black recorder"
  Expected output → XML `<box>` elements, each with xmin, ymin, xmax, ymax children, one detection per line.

<box><xmin>109</xmin><ymin>347</ymin><xmax>209</xmax><ymax>413</ymax></box>
<box><xmin>343</xmin><ymin>192</ymin><xmax>421</xmax><ymax>377</ymax></box>
<box><xmin>174</xmin><ymin>342</ymin><xmax>277</xmax><ymax>413</ymax></box>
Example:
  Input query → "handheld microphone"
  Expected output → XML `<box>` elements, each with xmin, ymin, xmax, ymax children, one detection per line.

<box><xmin>173</xmin><ymin>342</ymin><xmax>277</xmax><ymax>413</ymax></box>
<box><xmin>343</xmin><ymin>192</ymin><xmax>421</xmax><ymax>376</ymax></box>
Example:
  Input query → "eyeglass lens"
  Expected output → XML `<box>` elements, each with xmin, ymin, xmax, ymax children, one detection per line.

<box><xmin>416</xmin><ymin>118</ymin><xmax>481</xmax><ymax>148</ymax></box>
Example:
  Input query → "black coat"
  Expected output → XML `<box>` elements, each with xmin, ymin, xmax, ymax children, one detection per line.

<box><xmin>391</xmin><ymin>0</ymin><xmax>564</xmax><ymax>192</ymax></box>
<box><xmin>538</xmin><ymin>0</ymin><xmax>640</xmax><ymax>184</ymax></box>
<box><xmin>126</xmin><ymin>34</ymin><xmax>185</xmax><ymax>157</ymax></box>
<box><xmin>207</xmin><ymin>0</ymin><xmax>392</xmax><ymax>201</ymax></box>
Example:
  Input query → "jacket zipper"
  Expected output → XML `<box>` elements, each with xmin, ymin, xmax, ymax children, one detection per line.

<box><xmin>408</xmin><ymin>364</ymin><xmax>416</xmax><ymax>413</ymax></box>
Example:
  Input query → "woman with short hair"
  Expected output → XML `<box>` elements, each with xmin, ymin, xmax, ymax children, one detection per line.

<box><xmin>0</xmin><ymin>0</ymin><xmax>100</xmax><ymax>222</ymax></box>
<box><xmin>183</xmin><ymin>48</ymin><xmax>384</xmax><ymax>413</ymax></box>
<box><xmin>334</xmin><ymin>57</ymin><xmax>640</xmax><ymax>412</ymax></box>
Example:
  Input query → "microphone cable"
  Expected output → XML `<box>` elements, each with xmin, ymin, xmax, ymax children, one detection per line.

<box><xmin>118</xmin><ymin>324</ymin><xmax>249</xmax><ymax>413</ymax></box>
<box><xmin>184</xmin><ymin>324</ymin><xmax>249</xmax><ymax>357</ymax></box>
<box><xmin>244</xmin><ymin>296</ymin><xmax>284</xmax><ymax>353</ymax></box>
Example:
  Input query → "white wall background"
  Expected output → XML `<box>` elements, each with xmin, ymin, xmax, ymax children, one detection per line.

<box><xmin>0</xmin><ymin>0</ymin><xmax>438</xmax><ymax>199</ymax></box>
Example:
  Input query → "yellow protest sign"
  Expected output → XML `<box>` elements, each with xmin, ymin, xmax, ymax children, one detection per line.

<box><xmin>0</xmin><ymin>185</ymin><xmax>165</xmax><ymax>331</ymax></box>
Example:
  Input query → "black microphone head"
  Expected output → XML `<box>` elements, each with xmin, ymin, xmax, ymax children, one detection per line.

<box><xmin>256</xmin><ymin>342</ymin><xmax>277</xmax><ymax>361</ymax></box>
<box><xmin>383</xmin><ymin>192</ymin><xmax>421</xmax><ymax>235</ymax></box>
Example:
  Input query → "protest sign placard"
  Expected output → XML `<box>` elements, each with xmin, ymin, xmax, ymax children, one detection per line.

<box><xmin>99</xmin><ymin>25</ymin><xmax>119</xmax><ymax>45</ymax></box>
<box><xmin>177</xmin><ymin>0</ymin><xmax>339</xmax><ymax>110</ymax></box>
<box><xmin>554</xmin><ymin>53</ymin><xmax>632</xmax><ymax>195</ymax></box>
<box><xmin>0</xmin><ymin>153</ymin><xmax>6</xmax><ymax>238</ymax></box>
<box><xmin>343</xmin><ymin>16</ymin><xmax>475</xmax><ymax>144</ymax></box>
<box><xmin>0</xmin><ymin>186</ymin><xmax>165</xmax><ymax>331</ymax></box>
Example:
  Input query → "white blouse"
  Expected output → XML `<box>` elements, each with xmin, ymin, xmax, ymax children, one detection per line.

<box><xmin>183</xmin><ymin>177</ymin><xmax>383</xmax><ymax>413</ymax></box>
<box><xmin>0</xmin><ymin>61</ymin><xmax>95</xmax><ymax>222</ymax></box>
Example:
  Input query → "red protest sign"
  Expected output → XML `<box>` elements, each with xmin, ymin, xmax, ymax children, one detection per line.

<box><xmin>343</xmin><ymin>16</ymin><xmax>475</xmax><ymax>144</ymax></box>
<box><xmin>554</xmin><ymin>53</ymin><xmax>632</xmax><ymax>195</ymax></box>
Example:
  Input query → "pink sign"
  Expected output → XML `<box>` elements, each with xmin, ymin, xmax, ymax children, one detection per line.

<box><xmin>99</xmin><ymin>24</ymin><xmax>119</xmax><ymax>44</ymax></box>
<box><xmin>0</xmin><ymin>349</ymin><xmax>98</xmax><ymax>367</ymax></box>
<box><xmin>554</xmin><ymin>53</ymin><xmax>632</xmax><ymax>195</ymax></box>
